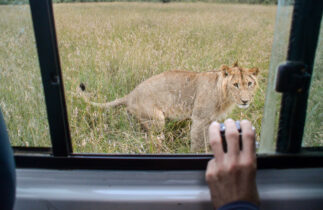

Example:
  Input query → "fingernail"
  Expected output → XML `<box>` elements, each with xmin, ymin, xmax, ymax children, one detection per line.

<box><xmin>252</xmin><ymin>126</ymin><xmax>255</xmax><ymax>131</ymax></box>
<box><xmin>210</xmin><ymin>121</ymin><xmax>219</xmax><ymax>126</ymax></box>
<box><xmin>225</xmin><ymin>118</ymin><xmax>233</xmax><ymax>123</ymax></box>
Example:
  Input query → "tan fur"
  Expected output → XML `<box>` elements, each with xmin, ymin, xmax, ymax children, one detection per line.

<box><xmin>79</xmin><ymin>63</ymin><xmax>259</xmax><ymax>152</ymax></box>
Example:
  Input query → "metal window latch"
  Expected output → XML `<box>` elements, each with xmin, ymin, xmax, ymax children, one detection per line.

<box><xmin>275</xmin><ymin>61</ymin><xmax>311</xmax><ymax>93</ymax></box>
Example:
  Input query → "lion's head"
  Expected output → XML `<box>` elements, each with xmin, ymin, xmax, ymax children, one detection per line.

<box><xmin>220</xmin><ymin>62</ymin><xmax>259</xmax><ymax>109</ymax></box>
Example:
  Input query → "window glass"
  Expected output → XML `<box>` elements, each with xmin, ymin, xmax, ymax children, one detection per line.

<box><xmin>54</xmin><ymin>1</ymin><xmax>277</xmax><ymax>154</ymax></box>
<box><xmin>302</xmin><ymin>24</ymin><xmax>323</xmax><ymax>148</ymax></box>
<box><xmin>0</xmin><ymin>1</ymin><xmax>51</xmax><ymax>147</ymax></box>
<box><xmin>259</xmin><ymin>0</ymin><xmax>294</xmax><ymax>153</ymax></box>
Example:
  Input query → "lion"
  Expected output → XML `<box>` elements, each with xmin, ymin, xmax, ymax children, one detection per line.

<box><xmin>78</xmin><ymin>62</ymin><xmax>259</xmax><ymax>152</ymax></box>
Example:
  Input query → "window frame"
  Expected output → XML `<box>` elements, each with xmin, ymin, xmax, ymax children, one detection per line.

<box><xmin>11</xmin><ymin>0</ymin><xmax>323</xmax><ymax>170</ymax></box>
<box><xmin>28</xmin><ymin>0</ymin><xmax>72</xmax><ymax>157</ymax></box>
<box><xmin>275</xmin><ymin>0</ymin><xmax>323</xmax><ymax>153</ymax></box>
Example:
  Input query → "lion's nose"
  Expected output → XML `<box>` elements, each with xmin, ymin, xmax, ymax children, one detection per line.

<box><xmin>241</xmin><ymin>100</ymin><xmax>248</xmax><ymax>105</ymax></box>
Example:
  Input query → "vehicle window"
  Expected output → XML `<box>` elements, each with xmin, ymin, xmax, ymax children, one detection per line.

<box><xmin>53</xmin><ymin>1</ymin><xmax>281</xmax><ymax>154</ymax></box>
<box><xmin>259</xmin><ymin>0</ymin><xmax>294</xmax><ymax>153</ymax></box>
<box><xmin>302</xmin><ymin>24</ymin><xmax>323</xmax><ymax>148</ymax></box>
<box><xmin>0</xmin><ymin>1</ymin><xmax>51</xmax><ymax>147</ymax></box>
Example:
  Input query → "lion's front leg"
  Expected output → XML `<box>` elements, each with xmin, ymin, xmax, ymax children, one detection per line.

<box><xmin>190</xmin><ymin>118</ymin><xmax>211</xmax><ymax>153</ymax></box>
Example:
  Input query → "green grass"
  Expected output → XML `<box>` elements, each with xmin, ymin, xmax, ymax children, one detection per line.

<box><xmin>0</xmin><ymin>5</ymin><xmax>51</xmax><ymax>147</ymax></box>
<box><xmin>302</xmin><ymin>26</ymin><xmax>323</xmax><ymax>147</ymax></box>
<box><xmin>1</xmin><ymin>2</ymin><xmax>277</xmax><ymax>153</ymax></box>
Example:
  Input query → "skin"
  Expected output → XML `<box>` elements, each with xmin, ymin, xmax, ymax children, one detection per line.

<box><xmin>205</xmin><ymin>119</ymin><xmax>260</xmax><ymax>209</ymax></box>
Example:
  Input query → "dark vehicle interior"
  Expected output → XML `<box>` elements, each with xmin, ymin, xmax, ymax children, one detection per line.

<box><xmin>1</xmin><ymin>0</ymin><xmax>323</xmax><ymax>209</ymax></box>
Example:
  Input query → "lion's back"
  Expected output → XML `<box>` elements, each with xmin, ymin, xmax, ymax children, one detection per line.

<box><xmin>126</xmin><ymin>71</ymin><xmax>200</xmax><ymax>118</ymax></box>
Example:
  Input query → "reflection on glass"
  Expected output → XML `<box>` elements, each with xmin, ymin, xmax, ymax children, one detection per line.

<box><xmin>302</xmin><ymin>25</ymin><xmax>323</xmax><ymax>147</ymax></box>
<box><xmin>54</xmin><ymin>2</ymin><xmax>276</xmax><ymax>153</ymax></box>
<box><xmin>0</xmin><ymin>1</ymin><xmax>51</xmax><ymax>147</ymax></box>
<box><xmin>259</xmin><ymin>0</ymin><xmax>294</xmax><ymax>153</ymax></box>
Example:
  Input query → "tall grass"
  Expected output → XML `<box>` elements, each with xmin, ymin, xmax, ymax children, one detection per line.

<box><xmin>0</xmin><ymin>5</ymin><xmax>51</xmax><ymax>147</ymax></box>
<box><xmin>54</xmin><ymin>2</ymin><xmax>276</xmax><ymax>153</ymax></box>
<box><xmin>302</xmin><ymin>26</ymin><xmax>323</xmax><ymax>147</ymax></box>
<box><xmin>1</xmin><ymin>2</ymin><xmax>277</xmax><ymax>153</ymax></box>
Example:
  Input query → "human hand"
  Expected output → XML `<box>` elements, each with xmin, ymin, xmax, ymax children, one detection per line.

<box><xmin>205</xmin><ymin>119</ymin><xmax>259</xmax><ymax>209</ymax></box>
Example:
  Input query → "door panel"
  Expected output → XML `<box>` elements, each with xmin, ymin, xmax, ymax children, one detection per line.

<box><xmin>15</xmin><ymin>168</ymin><xmax>323</xmax><ymax>210</ymax></box>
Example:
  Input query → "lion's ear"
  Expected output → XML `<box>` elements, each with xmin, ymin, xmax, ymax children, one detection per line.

<box><xmin>249</xmin><ymin>67</ymin><xmax>259</xmax><ymax>76</ymax></box>
<box><xmin>233</xmin><ymin>61</ymin><xmax>239</xmax><ymax>67</ymax></box>
<box><xmin>220</xmin><ymin>65</ymin><xmax>230</xmax><ymax>77</ymax></box>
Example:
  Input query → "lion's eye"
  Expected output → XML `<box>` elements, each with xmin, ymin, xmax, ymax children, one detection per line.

<box><xmin>248</xmin><ymin>82</ymin><xmax>252</xmax><ymax>87</ymax></box>
<box><xmin>233</xmin><ymin>83</ymin><xmax>239</xmax><ymax>88</ymax></box>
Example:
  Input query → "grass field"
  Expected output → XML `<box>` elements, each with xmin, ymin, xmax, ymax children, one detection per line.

<box><xmin>1</xmin><ymin>2</ymin><xmax>277</xmax><ymax>153</ymax></box>
<box><xmin>303</xmin><ymin>26</ymin><xmax>323</xmax><ymax>147</ymax></box>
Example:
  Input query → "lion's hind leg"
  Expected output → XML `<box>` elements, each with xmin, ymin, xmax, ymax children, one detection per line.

<box><xmin>135</xmin><ymin>109</ymin><xmax>166</xmax><ymax>153</ymax></box>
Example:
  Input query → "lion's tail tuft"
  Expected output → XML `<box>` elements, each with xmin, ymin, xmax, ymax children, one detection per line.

<box><xmin>80</xmin><ymin>83</ymin><xmax>86</xmax><ymax>91</ymax></box>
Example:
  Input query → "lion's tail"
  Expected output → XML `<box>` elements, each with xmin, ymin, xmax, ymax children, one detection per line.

<box><xmin>85</xmin><ymin>96</ymin><xmax>127</xmax><ymax>109</ymax></box>
<box><xmin>77</xmin><ymin>83</ymin><xmax>127</xmax><ymax>109</ymax></box>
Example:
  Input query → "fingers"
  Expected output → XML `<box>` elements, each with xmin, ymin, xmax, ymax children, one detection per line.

<box><xmin>205</xmin><ymin>158</ymin><xmax>218</xmax><ymax>198</ymax></box>
<box><xmin>208</xmin><ymin>121</ymin><xmax>224</xmax><ymax>163</ymax></box>
<box><xmin>205</xmin><ymin>158</ymin><xmax>216</xmax><ymax>181</ymax></box>
<box><xmin>240</xmin><ymin>120</ymin><xmax>256</xmax><ymax>160</ymax></box>
<box><xmin>209</xmin><ymin>119</ymin><xmax>256</xmax><ymax>163</ymax></box>
<box><xmin>224</xmin><ymin>119</ymin><xmax>240</xmax><ymax>159</ymax></box>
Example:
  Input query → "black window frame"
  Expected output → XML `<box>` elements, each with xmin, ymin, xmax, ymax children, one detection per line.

<box><xmin>11</xmin><ymin>0</ymin><xmax>323</xmax><ymax>170</ymax></box>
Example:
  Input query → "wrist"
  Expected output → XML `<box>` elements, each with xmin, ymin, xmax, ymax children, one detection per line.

<box><xmin>217</xmin><ymin>201</ymin><xmax>259</xmax><ymax>210</ymax></box>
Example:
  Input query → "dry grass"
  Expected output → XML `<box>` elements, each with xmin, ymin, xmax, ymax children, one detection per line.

<box><xmin>302</xmin><ymin>26</ymin><xmax>323</xmax><ymax>147</ymax></box>
<box><xmin>0</xmin><ymin>5</ymin><xmax>51</xmax><ymax>147</ymax></box>
<box><xmin>1</xmin><ymin>2</ymin><xmax>277</xmax><ymax>153</ymax></box>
